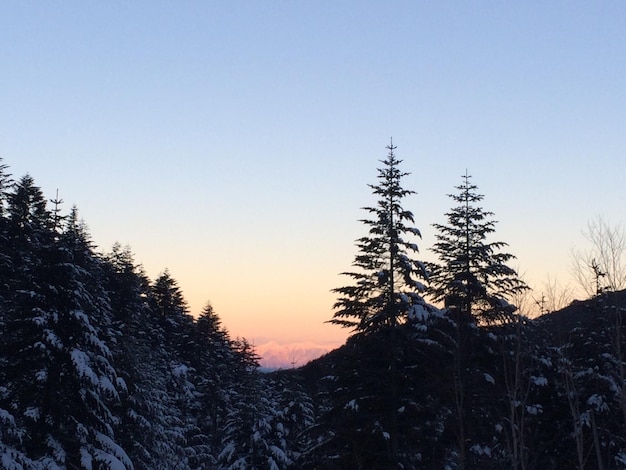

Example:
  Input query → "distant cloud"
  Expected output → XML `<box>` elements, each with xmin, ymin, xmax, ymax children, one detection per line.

<box><xmin>256</xmin><ymin>341</ymin><xmax>339</xmax><ymax>369</ymax></box>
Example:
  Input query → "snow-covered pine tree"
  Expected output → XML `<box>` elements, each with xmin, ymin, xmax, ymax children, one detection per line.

<box><xmin>219</xmin><ymin>339</ymin><xmax>300</xmax><ymax>470</ymax></box>
<box><xmin>150</xmin><ymin>270</ymin><xmax>189</xmax><ymax>319</ymax></box>
<box><xmin>329</xmin><ymin>140</ymin><xmax>429</xmax><ymax>333</ymax></box>
<box><xmin>326</xmin><ymin>141</ymin><xmax>434</xmax><ymax>467</ymax></box>
<box><xmin>270</xmin><ymin>372</ymin><xmax>315</xmax><ymax>466</ymax></box>
<box><xmin>0</xmin><ymin>175</ymin><xmax>59</xmax><ymax>465</ymax></box>
<box><xmin>428</xmin><ymin>171</ymin><xmax>527</xmax><ymax>324</ymax></box>
<box><xmin>0</xmin><ymin>159</ymin><xmax>12</xmax><ymax>229</ymax></box>
<box><xmin>190</xmin><ymin>302</ymin><xmax>236</xmax><ymax>465</ymax></box>
<box><xmin>0</xmin><ymin>163</ymin><xmax>34</xmax><ymax>470</ymax></box>
<box><xmin>103</xmin><ymin>244</ymin><xmax>188</xmax><ymax>469</ymax></box>
<box><xmin>218</xmin><ymin>338</ymin><xmax>263</xmax><ymax>469</ymax></box>
<box><xmin>0</xmin><ymin>159</ymin><xmax>12</xmax><ymax>367</ymax></box>
<box><xmin>427</xmin><ymin>171</ymin><xmax>527</xmax><ymax>469</ymax></box>
<box><xmin>149</xmin><ymin>270</ymin><xmax>199</xmax><ymax>467</ymax></box>
<box><xmin>54</xmin><ymin>207</ymin><xmax>133</xmax><ymax>468</ymax></box>
<box><xmin>0</xmin><ymin>178</ymin><xmax>132</xmax><ymax>468</ymax></box>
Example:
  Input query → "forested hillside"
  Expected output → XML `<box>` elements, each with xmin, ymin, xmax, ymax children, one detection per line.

<box><xmin>0</xmin><ymin>162</ymin><xmax>313</xmax><ymax>469</ymax></box>
<box><xmin>2</xmin><ymin>153</ymin><xmax>626</xmax><ymax>470</ymax></box>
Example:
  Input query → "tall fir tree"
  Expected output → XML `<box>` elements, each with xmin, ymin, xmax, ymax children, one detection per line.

<box><xmin>0</xmin><ymin>159</ymin><xmax>12</xmax><ymax>344</ymax></box>
<box><xmin>103</xmin><ymin>244</ymin><xmax>187</xmax><ymax>468</ymax></box>
<box><xmin>0</xmin><ymin>178</ymin><xmax>132</xmax><ymax>468</ymax></box>
<box><xmin>0</xmin><ymin>159</ymin><xmax>12</xmax><ymax>234</ymax></box>
<box><xmin>326</xmin><ymin>141</ymin><xmax>434</xmax><ymax>468</ymax></box>
<box><xmin>428</xmin><ymin>171</ymin><xmax>527</xmax><ymax>324</ymax></box>
<box><xmin>427</xmin><ymin>171</ymin><xmax>528</xmax><ymax>469</ymax></box>
<box><xmin>149</xmin><ymin>270</ymin><xmax>200</xmax><ymax>467</ymax></box>
<box><xmin>0</xmin><ymin>163</ymin><xmax>34</xmax><ymax>470</ymax></box>
<box><xmin>192</xmin><ymin>301</ymin><xmax>235</xmax><ymax>461</ymax></box>
<box><xmin>329</xmin><ymin>140</ymin><xmax>429</xmax><ymax>333</ymax></box>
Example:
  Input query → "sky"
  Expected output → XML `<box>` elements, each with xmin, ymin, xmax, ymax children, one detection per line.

<box><xmin>2</xmin><ymin>2</ymin><xmax>625</xmax><ymax>367</ymax></box>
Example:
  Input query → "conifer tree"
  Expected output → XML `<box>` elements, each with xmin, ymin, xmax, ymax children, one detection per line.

<box><xmin>330</xmin><ymin>140</ymin><xmax>429</xmax><ymax>333</ymax></box>
<box><xmin>194</xmin><ymin>301</ymin><xmax>234</xmax><ymax>455</ymax></box>
<box><xmin>428</xmin><ymin>171</ymin><xmax>527</xmax><ymax>324</ymax></box>
<box><xmin>150</xmin><ymin>270</ymin><xmax>200</xmax><ymax>466</ymax></box>
<box><xmin>150</xmin><ymin>269</ymin><xmax>190</xmax><ymax>319</ymax></box>
<box><xmin>0</xmin><ymin>159</ymin><xmax>12</xmax><ymax>226</ymax></box>
<box><xmin>196</xmin><ymin>301</ymin><xmax>229</xmax><ymax>345</ymax></box>
<box><xmin>0</xmin><ymin>172</ymin><xmax>34</xmax><ymax>470</ymax></box>
<box><xmin>326</xmin><ymin>141</ymin><xmax>432</xmax><ymax>467</ymax></box>
<box><xmin>428</xmin><ymin>171</ymin><xmax>527</xmax><ymax>469</ymax></box>
<box><xmin>103</xmin><ymin>244</ymin><xmax>185</xmax><ymax>468</ymax></box>
<box><xmin>0</xmin><ymin>159</ymin><xmax>12</xmax><ymax>343</ymax></box>
<box><xmin>219</xmin><ymin>339</ymin><xmax>297</xmax><ymax>469</ymax></box>
<box><xmin>0</xmin><ymin>178</ymin><xmax>131</xmax><ymax>468</ymax></box>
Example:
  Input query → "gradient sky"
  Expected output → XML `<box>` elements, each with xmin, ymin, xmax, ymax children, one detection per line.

<box><xmin>2</xmin><ymin>2</ymin><xmax>625</xmax><ymax>364</ymax></box>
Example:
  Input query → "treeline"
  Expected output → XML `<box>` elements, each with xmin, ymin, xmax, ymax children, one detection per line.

<box><xmin>0</xmin><ymin>162</ymin><xmax>313</xmax><ymax>468</ymax></box>
<box><xmin>2</xmin><ymin>145</ymin><xmax>626</xmax><ymax>470</ymax></box>
<box><xmin>302</xmin><ymin>143</ymin><xmax>626</xmax><ymax>469</ymax></box>
<box><xmin>300</xmin><ymin>290</ymin><xmax>626</xmax><ymax>470</ymax></box>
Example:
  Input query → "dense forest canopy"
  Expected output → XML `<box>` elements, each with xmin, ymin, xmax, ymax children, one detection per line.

<box><xmin>2</xmin><ymin>150</ymin><xmax>626</xmax><ymax>469</ymax></box>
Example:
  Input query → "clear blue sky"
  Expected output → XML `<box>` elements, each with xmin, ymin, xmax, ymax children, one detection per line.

<box><xmin>2</xmin><ymin>2</ymin><xmax>625</xmax><ymax>351</ymax></box>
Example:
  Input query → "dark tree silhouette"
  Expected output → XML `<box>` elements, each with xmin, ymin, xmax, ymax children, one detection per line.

<box><xmin>428</xmin><ymin>171</ymin><xmax>527</xmax><ymax>324</ymax></box>
<box><xmin>330</xmin><ymin>140</ymin><xmax>429</xmax><ymax>333</ymax></box>
<box><xmin>428</xmin><ymin>171</ymin><xmax>528</xmax><ymax>469</ymax></box>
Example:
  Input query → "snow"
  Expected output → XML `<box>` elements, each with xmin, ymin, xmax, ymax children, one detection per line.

<box><xmin>23</xmin><ymin>407</ymin><xmax>40</xmax><ymax>421</ymax></box>
<box><xmin>345</xmin><ymin>399</ymin><xmax>359</xmax><ymax>411</ymax></box>
<box><xmin>539</xmin><ymin>357</ymin><xmax>552</xmax><ymax>367</ymax></box>
<box><xmin>172</xmin><ymin>363</ymin><xmax>189</xmax><ymax>378</ymax></box>
<box><xmin>470</xmin><ymin>444</ymin><xmax>492</xmax><ymax>457</ymax></box>
<box><xmin>587</xmin><ymin>394</ymin><xmax>609</xmax><ymax>412</ymax></box>
<box><xmin>525</xmin><ymin>404</ymin><xmax>543</xmax><ymax>415</ymax></box>
<box><xmin>531</xmin><ymin>375</ymin><xmax>548</xmax><ymax>386</ymax></box>
<box><xmin>80</xmin><ymin>448</ymin><xmax>93</xmax><ymax>470</ymax></box>
<box><xmin>99</xmin><ymin>375</ymin><xmax>117</xmax><ymax>396</ymax></box>
<box><xmin>580</xmin><ymin>411</ymin><xmax>591</xmax><ymax>427</ymax></box>
<box><xmin>116</xmin><ymin>377</ymin><xmax>128</xmax><ymax>392</ymax></box>
<box><xmin>31</xmin><ymin>316</ymin><xmax>46</xmax><ymax>327</ymax></box>
<box><xmin>269</xmin><ymin>445</ymin><xmax>291</xmax><ymax>465</ymax></box>
<box><xmin>574</xmin><ymin>367</ymin><xmax>595</xmax><ymax>379</ymax></box>
<box><xmin>44</xmin><ymin>329</ymin><xmax>64</xmax><ymax>350</ymax></box>
<box><xmin>0</xmin><ymin>409</ymin><xmax>15</xmax><ymax>425</ymax></box>
<box><xmin>46</xmin><ymin>435</ymin><xmax>66</xmax><ymax>464</ymax></box>
<box><xmin>95</xmin><ymin>431</ymin><xmax>134</xmax><ymax>470</ymax></box>
<box><xmin>71</xmin><ymin>348</ymin><xmax>99</xmax><ymax>387</ymax></box>
<box><xmin>89</xmin><ymin>333</ymin><xmax>111</xmax><ymax>356</ymax></box>
<box><xmin>417</xmin><ymin>338</ymin><xmax>441</xmax><ymax>347</ymax></box>
<box><xmin>93</xmin><ymin>448</ymin><xmax>130</xmax><ymax>470</ymax></box>
<box><xmin>70</xmin><ymin>309</ymin><xmax>89</xmax><ymax>323</ymax></box>
<box><xmin>483</xmin><ymin>373</ymin><xmax>495</xmax><ymax>385</ymax></box>
<box><xmin>615</xmin><ymin>452</ymin><xmax>626</xmax><ymax>466</ymax></box>
<box><xmin>35</xmin><ymin>369</ymin><xmax>47</xmax><ymax>382</ymax></box>
<box><xmin>409</xmin><ymin>304</ymin><xmax>430</xmax><ymax>321</ymax></box>
<box><xmin>1</xmin><ymin>449</ymin><xmax>27</xmax><ymax>470</ymax></box>
<box><xmin>218</xmin><ymin>442</ymin><xmax>235</xmax><ymax>462</ymax></box>
<box><xmin>16</xmin><ymin>290</ymin><xmax>37</xmax><ymax>298</ymax></box>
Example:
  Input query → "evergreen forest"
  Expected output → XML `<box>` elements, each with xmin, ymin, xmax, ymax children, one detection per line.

<box><xmin>2</xmin><ymin>146</ymin><xmax>626</xmax><ymax>470</ymax></box>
